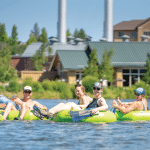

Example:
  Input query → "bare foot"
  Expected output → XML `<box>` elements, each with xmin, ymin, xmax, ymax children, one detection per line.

<box><xmin>112</xmin><ymin>100</ymin><xmax>118</xmax><ymax>108</ymax></box>
<box><xmin>117</xmin><ymin>97</ymin><xmax>122</xmax><ymax>106</ymax></box>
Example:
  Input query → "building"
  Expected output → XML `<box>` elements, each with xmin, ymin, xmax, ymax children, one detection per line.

<box><xmin>50</xmin><ymin>41</ymin><xmax>150</xmax><ymax>87</ymax></box>
<box><xmin>113</xmin><ymin>17</ymin><xmax>150</xmax><ymax>42</ymax></box>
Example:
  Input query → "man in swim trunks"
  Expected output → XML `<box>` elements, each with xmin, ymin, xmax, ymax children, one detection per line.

<box><xmin>3</xmin><ymin>86</ymin><xmax>47</xmax><ymax>120</ymax></box>
<box><xmin>112</xmin><ymin>88</ymin><xmax>147</xmax><ymax>114</ymax></box>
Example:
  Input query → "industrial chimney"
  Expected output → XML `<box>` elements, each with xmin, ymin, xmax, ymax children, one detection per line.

<box><xmin>58</xmin><ymin>0</ymin><xmax>67</xmax><ymax>44</ymax></box>
<box><xmin>104</xmin><ymin>0</ymin><xmax>113</xmax><ymax>42</ymax></box>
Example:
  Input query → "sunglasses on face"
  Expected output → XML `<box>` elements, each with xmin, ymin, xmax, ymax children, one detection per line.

<box><xmin>93</xmin><ymin>87</ymin><xmax>101</xmax><ymax>90</ymax></box>
<box><xmin>24</xmin><ymin>90</ymin><xmax>31</xmax><ymax>94</ymax></box>
<box><xmin>134</xmin><ymin>92</ymin><xmax>141</xmax><ymax>96</ymax></box>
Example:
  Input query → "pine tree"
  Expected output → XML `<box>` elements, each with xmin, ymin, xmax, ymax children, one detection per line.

<box><xmin>31</xmin><ymin>44</ymin><xmax>47</xmax><ymax>71</ymax></box>
<box><xmin>67</xmin><ymin>28</ymin><xmax>71</xmax><ymax>37</ymax></box>
<box><xmin>83</xmin><ymin>48</ymin><xmax>99</xmax><ymax>78</ymax></box>
<box><xmin>143</xmin><ymin>53</ymin><xmax>150</xmax><ymax>83</ymax></box>
<box><xmin>99</xmin><ymin>47</ymin><xmax>114</xmax><ymax>83</ymax></box>
<box><xmin>39</xmin><ymin>28</ymin><xmax>48</xmax><ymax>44</ymax></box>
<box><xmin>74</xmin><ymin>28</ymin><xmax>79</xmax><ymax>38</ymax></box>
<box><xmin>0</xmin><ymin>46</ymin><xmax>17</xmax><ymax>82</ymax></box>
<box><xmin>10</xmin><ymin>25</ymin><xmax>18</xmax><ymax>46</ymax></box>
<box><xmin>0</xmin><ymin>23</ymin><xmax>8</xmax><ymax>42</ymax></box>
<box><xmin>78</xmin><ymin>28</ymin><xmax>86</xmax><ymax>39</ymax></box>
<box><xmin>31</xmin><ymin>23</ymin><xmax>40</xmax><ymax>40</ymax></box>
<box><xmin>26</xmin><ymin>33</ymin><xmax>37</xmax><ymax>45</ymax></box>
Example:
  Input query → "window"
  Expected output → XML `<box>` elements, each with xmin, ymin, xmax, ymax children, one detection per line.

<box><xmin>131</xmin><ymin>69</ymin><xmax>138</xmax><ymax>73</ymax></box>
<box><xmin>118</xmin><ymin>32</ymin><xmax>124</xmax><ymax>38</ymax></box>
<box><xmin>123</xmin><ymin>69</ymin><xmax>129</xmax><ymax>73</ymax></box>
<box><xmin>144</xmin><ymin>31</ymin><xmax>150</xmax><ymax>36</ymax></box>
<box><xmin>131</xmin><ymin>32</ymin><xmax>137</xmax><ymax>38</ymax></box>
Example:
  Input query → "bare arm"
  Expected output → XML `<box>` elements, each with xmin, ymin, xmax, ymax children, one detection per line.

<box><xmin>115</xmin><ymin>102</ymin><xmax>138</xmax><ymax>114</ymax></box>
<box><xmin>145</xmin><ymin>99</ymin><xmax>148</xmax><ymax>111</ymax></box>
<box><xmin>34</xmin><ymin>101</ymin><xmax>47</xmax><ymax>110</ymax></box>
<box><xmin>12</xmin><ymin>97</ymin><xmax>23</xmax><ymax>105</ymax></box>
<box><xmin>78</xmin><ymin>95</ymin><xmax>90</xmax><ymax>109</ymax></box>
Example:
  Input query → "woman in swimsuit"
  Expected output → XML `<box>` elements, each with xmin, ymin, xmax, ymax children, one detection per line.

<box><xmin>112</xmin><ymin>88</ymin><xmax>147</xmax><ymax>114</ymax></box>
<box><xmin>47</xmin><ymin>84</ymin><xmax>92</xmax><ymax>117</ymax></box>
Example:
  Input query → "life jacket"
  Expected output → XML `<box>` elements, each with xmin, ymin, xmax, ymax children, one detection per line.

<box><xmin>86</xmin><ymin>98</ymin><xmax>99</xmax><ymax>108</ymax></box>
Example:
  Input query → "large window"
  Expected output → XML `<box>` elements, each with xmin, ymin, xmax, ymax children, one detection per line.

<box><xmin>131</xmin><ymin>32</ymin><xmax>137</xmax><ymax>38</ymax></box>
<box><xmin>144</xmin><ymin>31</ymin><xmax>150</xmax><ymax>36</ymax></box>
<box><xmin>118</xmin><ymin>32</ymin><xmax>124</xmax><ymax>38</ymax></box>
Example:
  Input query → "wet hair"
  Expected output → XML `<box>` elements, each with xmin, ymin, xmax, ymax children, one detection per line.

<box><xmin>75</xmin><ymin>84</ymin><xmax>85</xmax><ymax>93</ymax></box>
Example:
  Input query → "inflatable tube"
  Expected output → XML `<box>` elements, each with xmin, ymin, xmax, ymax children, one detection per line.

<box><xmin>0</xmin><ymin>110</ymin><xmax>47</xmax><ymax>120</ymax></box>
<box><xmin>52</xmin><ymin>110</ymin><xmax>117</xmax><ymax>123</ymax></box>
<box><xmin>115</xmin><ymin>110</ymin><xmax>150</xmax><ymax>121</ymax></box>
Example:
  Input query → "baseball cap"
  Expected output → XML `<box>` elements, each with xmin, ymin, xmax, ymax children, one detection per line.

<box><xmin>134</xmin><ymin>88</ymin><xmax>145</xmax><ymax>95</ymax></box>
<box><xmin>93</xmin><ymin>82</ymin><xmax>102</xmax><ymax>89</ymax></box>
<box><xmin>24</xmin><ymin>86</ymin><xmax>32</xmax><ymax>91</ymax></box>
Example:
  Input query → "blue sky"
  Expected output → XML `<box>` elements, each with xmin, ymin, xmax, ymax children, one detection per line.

<box><xmin>0</xmin><ymin>0</ymin><xmax>150</xmax><ymax>42</ymax></box>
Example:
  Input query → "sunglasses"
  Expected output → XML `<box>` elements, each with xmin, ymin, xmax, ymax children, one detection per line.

<box><xmin>134</xmin><ymin>92</ymin><xmax>141</xmax><ymax>96</ymax></box>
<box><xmin>93</xmin><ymin>87</ymin><xmax>101</xmax><ymax>90</ymax></box>
<box><xmin>24</xmin><ymin>90</ymin><xmax>31</xmax><ymax>94</ymax></box>
<box><xmin>75</xmin><ymin>84</ymin><xmax>82</xmax><ymax>87</ymax></box>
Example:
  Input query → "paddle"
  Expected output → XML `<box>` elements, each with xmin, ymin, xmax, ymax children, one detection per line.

<box><xmin>70</xmin><ymin>109</ymin><xmax>92</xmax><ymax>122</ymax></box>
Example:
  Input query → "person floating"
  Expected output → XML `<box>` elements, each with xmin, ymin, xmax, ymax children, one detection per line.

<box><xmin>3</xmin><ymin>86</ymin><xmax>48</xmax><ymax>120</ymax></box>
<box><xmin>112</xmin><ymin>87</ymin><xmax>147</xmax><ymax>114</ymax></box>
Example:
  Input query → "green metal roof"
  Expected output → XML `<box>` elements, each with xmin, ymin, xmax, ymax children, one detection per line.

<box><xmin>57</xmin><ymin>50</ymin><xmax>88</xmax><ymax>70</ymax></box>
<box><xmin>88</xmin><ymin>42</ymin><xmax>150</xmax><ymax>67</ymax></box>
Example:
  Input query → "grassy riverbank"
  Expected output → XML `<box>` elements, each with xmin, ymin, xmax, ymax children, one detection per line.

<box><xmin>0</xmin><ymin>77</ymin><xmax>150</xmax><ymax>100</ymax></box>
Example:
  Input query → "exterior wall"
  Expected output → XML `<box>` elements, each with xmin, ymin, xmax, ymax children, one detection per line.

<box><xmin>18</xmin><ymin>71</ymin><xmax>58</xmax><ymax>82</ymax></box>
<box><xmin>138</xmin><ymin>20</ymin><xmax>150</xmax><ymax>42</ymax></box>
<box><xmin>68</xmin><ymin>71</ymin><xmax>76</xmax><ymax>84</ymax></box>
<box><xmin>116</xmin><ymin>68</ymin><xmax>123</xmax><ymax>87</ymax></box>
<box><xmin>114</xmin><ymin>30</ymin><xmax>137</xmax><ymax>42</ymax></box>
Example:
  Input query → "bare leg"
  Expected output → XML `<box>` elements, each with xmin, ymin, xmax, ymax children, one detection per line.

<box><xmin>3</xmin><ymin>102</ymin><xmax>17</xmax><ymax>120</ymax></box>
<box><xmin>49</xmin><ymin>102</ymin><xmax>81</xmax><ymax>114</ymax></box>
<box><xmin>49</xmin><ymin>103</ymin><xmax>65</xmax><ymax>112</ymax></box>
<box><xmin>117</xmin><ymin>97</ymin><xmax>122</xmax><ymax>106</ymax></box>
<box><xmin>112</xmin><ymin>100</ymin><xmax>118</xmax><ymax>108</ymax></box>
<box><xmin>19</xmin><ymin>102</ymin><xmax>29</xmax><ymax>119</ymax></box>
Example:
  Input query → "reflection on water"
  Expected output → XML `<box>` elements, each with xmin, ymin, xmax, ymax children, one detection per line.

<box><xmin>0</xmin><ymin>99</ymin><xmax>150</xmax><ymax>150</ymax></box>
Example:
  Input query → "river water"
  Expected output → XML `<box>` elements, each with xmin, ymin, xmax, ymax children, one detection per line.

<box><xmin>0</xmin><ymin>99</ymin><xmax>150</xmax><ymax>150</ymax></box>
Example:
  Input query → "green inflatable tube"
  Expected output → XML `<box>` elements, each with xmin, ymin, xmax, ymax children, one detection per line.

<box><xmin>115</xmin><ymin>110</ymin><xmax>150</xmax><ymax>121</ymax></box>
<box><xmin>52</xmin><ymin>110</ymin><xmax>117</xmax><ymax>123</ymax></box>
<box><xmin>0</xmin><ymin>110</ymin><xmax>48</xmax><ymax>121</ymax></box>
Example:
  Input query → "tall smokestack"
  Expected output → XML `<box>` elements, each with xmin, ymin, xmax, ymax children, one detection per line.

<box><xmin>58</xmin><ymin>0</ymin><xmax>67</xmax><ymax>44</ymax></box>
<box><xmin>104</xmin><ymin>0</ymin><xmax>113</xmax><ymax>42</ymax></box>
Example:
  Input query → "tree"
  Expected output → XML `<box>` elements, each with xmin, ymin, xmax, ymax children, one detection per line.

<box><xmin>143</xmin><ymin>53</ymin><xmax>150</xmax><ymax>83</ymax></box>
<box><xmin>31</xmin><ymin>44</ymin><xmax>47</xmax><ymax>71</ymax></box>
<box><xmin>26</xmin><ymin>33</ymin><xmax>37</xmax><ymax>45</ymax></box>
<box><xmin>31</xmin><ymin>23</ymin><xmax>40</xmax><ymax>40</ymax></box>
<box><xmin>67</xmin><ymin>28</ymin><xmax>71</xmax><ymax>37</ymax></box>
<box><xmin>83</xmin><ymin>48</ymin><xmax>99</xmax><ymax>78</ymax></box>
<box><xmin>39</xmin><ymin>28</ymin><xmax>48</xmax><ymax>44</ymax></box>
<box><xmin>0</xmin><ymin>46</ymin><xmax>17</xmax><ymax>82</ymax></box>
<box><xmin>0</xmin><ymin>23</ymin><xmax>8</xmax><ymax>42</ymax></box>
<box><xmin>99</xmin><ymin>47</ymin><xmax>115</xmax><ymax>83</ymax></box>
<box><xmin>74</xmin><ymin>28</ymin><xmax>79</xmax><ymax>38</ymax></box>
<box><xmin>78</xmin><ymin>28</ymin><xmax>86</xmax><ymax>39</ymax></box>
<box><xmin>10</xmin><ymin>25</ymin><xmax>18</xmax><ymax>46</ymax></box>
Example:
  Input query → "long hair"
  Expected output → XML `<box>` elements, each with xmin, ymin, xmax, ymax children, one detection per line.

<box><xmin>75</xmin><ymin>84</ymin><xmax>85</xmax><ymax>99</ymax></box>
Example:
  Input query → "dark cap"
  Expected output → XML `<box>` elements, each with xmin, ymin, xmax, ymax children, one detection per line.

<box><xmin>93</xmin><ymin>82</ymin><xmax>102</xmax><ymax>89</ymax></box>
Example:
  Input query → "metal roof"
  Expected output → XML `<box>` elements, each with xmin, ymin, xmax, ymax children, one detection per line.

<box><xmin>88</xmin><ymin>42</ymin><xmax>150</xmax><ymax>67</ymax></box>
<box><xmin>21</xmin><ymin>42</ymin><xmax>43</xmax><ymax>57</ymax></box>
<box><xmin>57</xmin><ymin>50</ymin><xmax>88</xmax><ymax>70</ymax></box>
<box><xmin>48</xmin><ymin>43</ymin><xmax>87</xmax><ymax>56</ymax></box>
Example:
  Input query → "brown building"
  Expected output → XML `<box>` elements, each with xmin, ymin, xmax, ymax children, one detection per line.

<box><xmin>113</xmin><ymin>17</ymin><xmax>150</xmax><ymax>42</ymax></box>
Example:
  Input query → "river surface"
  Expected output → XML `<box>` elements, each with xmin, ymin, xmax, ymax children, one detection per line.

<box><xmin>0</xmin><ymin>99</ymin><xmax>150</xmax><ymax>150</ymax></box>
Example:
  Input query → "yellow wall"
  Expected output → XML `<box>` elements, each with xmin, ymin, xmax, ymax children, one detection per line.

<box><xmin>116</xmin><ymin>69</ymin><xmax>123</xmax><ymax>87</ymax></box>
<box><xmin>68</xmin><ymin>71</ymin><xmax>76</xmax><ymax>84</ymax></box>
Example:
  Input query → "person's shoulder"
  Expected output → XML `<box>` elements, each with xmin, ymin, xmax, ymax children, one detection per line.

<box><xmin>100</xmin><ymin>97</ymin><xmax>105</xmax><ymax>101</ymax></box>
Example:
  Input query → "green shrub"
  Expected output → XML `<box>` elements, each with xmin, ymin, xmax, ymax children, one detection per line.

<box><xmin>22</xmin><ymin>77</ymin><xmax>33</xmax><ymax>88</ymax></box>
<box><xmin>53</xmin><ymin>81</ymin><xmax>68</xmax><ymax>92</ymax></box>
<box><xmin>42</xmin><ymin>79</ymin><xmax>54</xmax><ymax>91</ymax></box>
<box><xmin>0</xmin><ymin>85</ymin><xmax>5</xmax><ymax>92</ymax></box>
<box><xmin>82</xmin><ymin>76</ymin><xmax>99</xmax><ymax>93</ymax></box>
<box><xmin>125</xmin><ymin>87</ymin><xmax>135</xmax><ymax>99</ymax></box>
<box><xmin>32</xmin><ymin>81</ymin><xmax>44</xmax><ymax>92</ymax></box>
<box><xmin>70</xmin><ymin>84</ymin><xmax>76</xmax><ymax>98</ymax></box>
<box><xmin>7</xmin><ymin>80</ymin><xmax>22</xmax><ymax>93</ymax></box>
